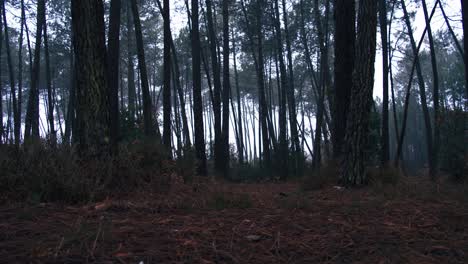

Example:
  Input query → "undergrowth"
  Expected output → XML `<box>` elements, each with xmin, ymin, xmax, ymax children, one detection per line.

<box><xmin>0</xmin><ymin>140</ymin><xmax>173</xmax><ymax>204</ymax></box>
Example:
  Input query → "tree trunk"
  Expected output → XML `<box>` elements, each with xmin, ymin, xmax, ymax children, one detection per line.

<box><xmin>233</xmin><ymin>29</ymin><xmax>244</xmax><ymax>164</ymax></box>
<box><xmin>205</xmin><ymin>0</ymin><xmax>223</xmax><ymax>173</ymax></box>
<box><xmin>282</xmin><ymin>0</ymin><xmax>301</xmax><ymax>174</ymax></box>
<box><xmin>341</xmin><ymin>0</ymin><xmax>378</xmax><ymax>186</ymax></box>
<box><xmin>332</xmin><ymin>0</ymin><xmax>355</xmax><ymax>159</ymax></box>
<box><xmin>461</xmin><ymin>0</ymin><xmax>468</xmax><ymax>101</ymax></box>
<box><xmin>71</xmin><ymin>0</ymin><xmax>110</xmax><ymax>154</ymax></box>
<box><xmin>221</xmin><ymin>0</ymin><xmax>230</xmax><ymax>175</ymax></box>
<box><xmin>163</xmin><ymin>0</ymin><xmax>172</xmax><ymax>153</ymax></box>
<box><xmin>192</xmin><ymin>0</ymin><xmax>207</xmax><ymax>175</ymax></box>
<box><xmin>130</xmin><ymin>0</ymin><xmax>158</xmax><ymax>137</ymax></box>
<box><xmin>274</xmin><ymin>0</ymin><xmax>289</xmax><ymax>179</ymax></box>
<box><xmin>44</xmin><ymin>10</ymin><xmax>56</xmax><ymax>145</ymax></box>
<box><xmin>399</xmin><ymin>0</ymin><xmax>434</xmax><ymax>175</ymax></box>
<box><xmin>2</xmin><ymin>0</ymin><xmax>19</xmax><ymax>144</ymax></box>
<box><xmin>24</xmin><ymin>0</ymin><xmax>45</xmax><ymax>141</ymax></box>
<box><xmin>107</xmin><ymin>0</ymin><xmax>121</xmax><ymax>153</ymax></box>
<box><xmin>379</xmin><ymin>0</ymin><xmax>389</xmax><ymax>165</ymax></box>
<box><xmin>421</xmin><ymin>0</ymin><xmax>440</xmax><ymax>179</ymax></box>
<box><xmin>126</xmin><ymin>1</ymin><xmax>136</xmax><ymax>127</ymax></box>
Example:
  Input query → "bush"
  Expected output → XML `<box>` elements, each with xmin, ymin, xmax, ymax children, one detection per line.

<box><xmin>0</xmin><ymin>140</ymin><xmax>171</xmax><ymax>204</ymax></box>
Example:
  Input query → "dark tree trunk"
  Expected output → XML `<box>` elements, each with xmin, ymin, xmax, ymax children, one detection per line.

<box><xmin>332</xmin><ymin>0</ymin><xmax>355</xmax><ymax>159</ymax></box>
<box><xmin>192</xmin><ymin>0</ymin><xmax>207</xmax><ymax>175</ymax></box>
<box><xmin>24</xmin><ymin>0</ymin><xmax>45</xmax><ymax>141</ymax></box>
<box><xmin>274</xmin><ymin>0</ymin><xmax>289</xmax><ymax>179</ymax></box>
<box><xmin>44</xmin><ymin>11</ymin><xmax>56</xmax><ymax>145</ymax></box>
<box><xmin>221</xmin><ymin>0</ymin><xmax>230</xmax><ymax>174</ymax></box>
<box><xmin>130</xmin><ymin>0</ymin><xmax>158</xmax><ymax>137</ymax></box>
<box><xmin>205</xmin><ymin>0</ymin><xmax>222</xmax><ymax>173</ymax></box>
<box><xmin>461</xmin><ymin>0</ymin><xmax>468</xmax><ymax>101</ymax></box>
<box><xmin>233</xmin><ymin>29</ymin><xmax>244</xmax><ymax>164</ymax></box>
<box><xmin>399</xmin><ymin>0</ymin><xmax>434</xmax><ymax>175</ymax></box>
<box><xmin>421</xmin><ymin>0</ymin><xmax>439</xmax><ymax>179</ymax></box>
<box><xmin>0</xmin><ymin>5</ymin><xmax>3</xmax><ymax>143</ymax></box>
<box><xmin>71</xmin><ymin>0</ymin><xmax>110</xmax><ymax>154</ymax></box>
<box><xmin>107</xmin><ymin>0</ymin><xmax>121</xmax><ymax>153</ymax></box>
<box><xmin>163</xmin><ymin>0</ymin><xmax>172</xmax><ymax>153</ymax></box>
<box><xmin>379</xmin><ymin>0</ymin><xmax>389</xmax><ymax>165</ymax></box>
<box><xmin>2</xmin><ymin>0</ymin><xmax>19</xmax><ymax>144</ymax></box>
<box><xmin>282</xmin><ymin>0</ymin><xmax>301</xmax><ymax>174</ymax></box>
<box><xmin>341</xmin><ymin>0</ymin><xmax>378</xmax><ymax>186</ymax></box>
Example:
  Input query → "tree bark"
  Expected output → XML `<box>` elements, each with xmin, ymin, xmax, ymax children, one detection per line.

<box><xmin>341</xmin><ymin>0</ymin><xmax>378</xmax><ymax>186</ymax></box>
<box><xmin>221</xmin><ymin>0</ymin><xmax>230</xmax><ymax>174</ymax></box>
<box><xmin>107</xmin><ymin>0</ymin><xmax>121</xmax><ymax>153</ymax></box>
<box><xmin>71</xmin><ymin>0</ymin><xmax>110</xmax><ymax>154</ymax></box>
<box><xmin>130</xmin><ymin>0</ymin><xmax>158</xmax><ymax>137</ymax></box>
<box><xmin>192</xmin><ymin>0</ymin><xmax>207</xmax><ymax>175</ymax></box>
<box><xmin>332</xmin><ymin>0</ymin><xmax>355</xmax><ymax>159</ymax></box>
<box><xmin>461</xmin><ymin>0</ymin><xmax>468</xmax><ymax>101</ymax></box>
<box><xmin>163</xmin><ymin>0</ymin><xmax>172</xmax><ymax>154</ymax></box>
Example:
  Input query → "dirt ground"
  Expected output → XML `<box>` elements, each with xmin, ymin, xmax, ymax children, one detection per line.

<box><xmin>1</xmin><ymin>178</ymin><xmax>468</xmax><ymax>264</ymax></box>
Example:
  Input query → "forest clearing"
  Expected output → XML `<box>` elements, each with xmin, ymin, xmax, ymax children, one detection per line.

<box><xmin>1</xmin><ymin>0</ymin><xmax>467</xmax><ymax>262</ymax></box>
<box><xmin>2</xmin><ymin>176</ymin><xmax>468</xmax><ymax>263</ymax></box>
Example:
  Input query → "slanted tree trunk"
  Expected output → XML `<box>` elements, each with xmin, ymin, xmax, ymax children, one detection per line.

<box><xmin>399</xmin><ymin>0</ymin><xmax>434</xmax><ymax>175</ymax></box>
<box><xmin>282</xmin><ymin>0</ymin><xmax>301</xmax><ymax>174</ymax></box>
<box><xmin>163</xmin><ymin>0</ymin><xmax>172</xmax><ymax>153</ymax></box>
<box><xmin>107</xmin><ymin>0</ymin><xmax>121</xmax><ymax>153</ymax></box>
<box><xmin>192</xmin><ymin>0</ymin><xmax>207</xmax><ymax>175</ymax></box>
<box><xmin>333</xmin><ymin>0</ymin><xmax>355</xmax><ymax>160</ymax></box>
<box><xmin>421</xmin><ymin>0</ymin><xmax>440</xmax><ymax>179</ymax></box>
<box><xmin>130</xmin><ymin>0</ymin><xmax>158</xmax><ymax>137</ymax></box>
<box><xmin>71</xmin><ymin>0</ymin><xmax>110</xmax><ymax>154</ymax></box>
<box><xmin>341</xmin><ymin>0</ymin><xmax>378</xmax><ymax>186</ymax></box>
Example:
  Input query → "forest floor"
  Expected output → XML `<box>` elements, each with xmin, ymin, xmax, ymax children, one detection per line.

<box><xmin>1</xmin><ymin>176</ymin><xmax>468</xmax><ymax>264</ymax></box>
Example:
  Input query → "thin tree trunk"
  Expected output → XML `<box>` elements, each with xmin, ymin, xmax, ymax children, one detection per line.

<box><xmin>163</xmin><ymin>0</ymin><xmax>172</xmax><ymax>153</ymax></box>
<box><xmin>399</xmin><ymin>0</ymin><xmax>434</xmax><ymax>176</ymax></box>
<box><xmin>44</xmin><ymin>11</ymin><xmax>56</xmax><ymax>145</ymax></box>
<box><xmin>130</xmin><ymin>0</ymin><xmax>158</xmax><ymax>137</ymax></box>
<box><xmin>379</xmin><ymin>0</ymin><xmax>389</xmax><ymax>165</ymax></box>
<box><xmin>282</xmin><ymin>0</ymin><xmax>301</xmax><ymax>174</ymax></box>
<box><xmin>421</xmin><ymin>0</ymin><xmax>440</xmax><ymax>179</ymax></box>
<box><xmin>192</xmin><ymin>0</ymin><xmax>207</xmax><ymax>175</ymax></box>
<box><xmin>2</xmin><ymin>0</ymin><xmax>19</xmax><ymax>144</ymax></box>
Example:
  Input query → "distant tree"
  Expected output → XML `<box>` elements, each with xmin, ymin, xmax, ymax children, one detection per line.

<box><xmin>71</xmin><ymin>0</ymin><xmax>110</xmax><ymax>154</ymax></box>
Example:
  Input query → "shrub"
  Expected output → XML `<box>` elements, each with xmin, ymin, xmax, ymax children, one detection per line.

<box><xmin>0</xmin><ymin>140</ymin><xmax>171</xmax><ymax>204</ymax></box>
